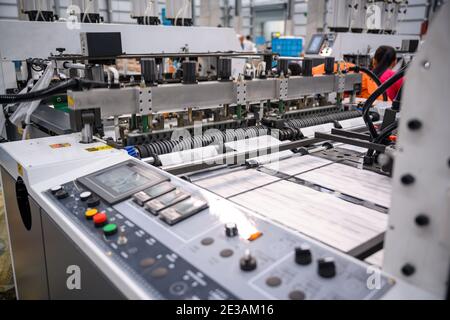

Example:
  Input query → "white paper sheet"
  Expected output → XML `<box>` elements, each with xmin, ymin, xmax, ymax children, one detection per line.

<box><xmin>263</xmin><ymin>155</ymin><xmax>332</xmax><ymax>176</ymax></box>
<box><xmin>297</xmin><ymin>163</ymin><xmax>392</xmax><ymax>208</ymax></box>
<box><xmin>195</xmin><ymin>169</ymin><xmax>279</xmax><ymax>198</ymax></box>
<box><xmin>365</xmin><ymin>250</ymin><xmax>384</xmax><ymax>267</ymax></box>
<box><xmin>230</xmin><ymin>180</ymin><xmax>388</xmax><ymax>253</ymax></box>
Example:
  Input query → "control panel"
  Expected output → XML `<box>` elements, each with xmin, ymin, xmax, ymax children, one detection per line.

<box><xmin>47</xmin><ymin>159</ymin><xmax>394</xmax><ymax>300</ymax></box>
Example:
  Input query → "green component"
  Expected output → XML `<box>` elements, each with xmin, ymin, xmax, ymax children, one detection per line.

<box><xmin>142</xmin><ymin>115</ymin><xmax>149</xmax><ymax>133</ymax></box>
<box><xmin>236</xmin><ymin>104</ymin><xmax>243</xmax><ymax>120</ymax></box>
<box><xmin>51</xmin><ymin>95</ymin><xmax>69</xmax><ymax>113</ymax></box>
<box><xmin>336</xmin><ymin>93</ymin><xmax>343</xmax><ymax>107</ymax></box>
<box><xmin>130</xmin><ymin>114</ymin><xmax>137</xmax><ymax>130</ymax></box>
<box><xmin>278</xmin><ymin>100</ymin><xmax>285</xmax><ymax>114</ymax></box>
<box><xmin>103</xmin><ymin>224</ymin><xmax>118</xmax><ymax>236</ymax></box>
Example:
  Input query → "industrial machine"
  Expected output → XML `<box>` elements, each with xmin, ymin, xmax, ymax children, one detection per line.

<box><xmin>306</xmin><ymin>0</ymin><xmax>418</xmax><ymax>64</ymax></box>
<box><xmin>0</xmin><ymin>20</ymin><xmax>242</xmax><ymax>140</ymax></box>
<box><xmin>69</xmin><ymin>0</ymin><xmax>102</xmax><ymax>24</ymax></box>
<box><xmin>0</xmin><ymin>0</ymin><xmax>448</xmax><ymax>301</ymax></box>
<box><xmin>325</xmin><ymin>0</ymin><xmax>407</xmax><ymax>34</ymax></box>
<box><xmin>165</xmin><ymin>0</ymin><xmax>193</xmax><ymax>26</ymax></box>
<box><xmin>131</xmin><ymin>0</ymin><xmax>160</xmax><ymax>25</ymax></box>
<box><xmin>305</xmin><ymin>32</ymin><xmax>419</xmax><ymax>62</ymax></box>
<box><xmin>20</xmin><ymin>0</ymin><xmax>56</xmax><ymax>22</ymax></box>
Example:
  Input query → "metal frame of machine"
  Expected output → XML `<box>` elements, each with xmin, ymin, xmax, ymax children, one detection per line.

<box><xmin>383</xmin><ymin>4</ymin><xmax>450</xmax><ymax>299</ymax></box>
<box><xmin>0</xmin><ymin>20</ymin><xmax>242</xmax><ymax>94</ymax></box>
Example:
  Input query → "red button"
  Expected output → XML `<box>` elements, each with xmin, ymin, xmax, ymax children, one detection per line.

<box><xmin>389</xmin><ymin>135</ymin><xmax>397</xmax><ymax>142</ymax></box>
<box><xmin>93</xmin><ymin>212</ymin><xmax>108</xmax><ymax>227</ymax></box>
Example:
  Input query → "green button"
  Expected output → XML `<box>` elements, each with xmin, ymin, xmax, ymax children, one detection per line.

<box><xmin>103</xmin><ymin>224</ymin><xmax>118</xmax><ymax>236</ymax></box>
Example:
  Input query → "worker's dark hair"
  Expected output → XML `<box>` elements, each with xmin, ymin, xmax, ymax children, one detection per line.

<box><xmin>373</xmin><ymin>46</ymin><xmax>397</xmax><ymax>77</ymax></box>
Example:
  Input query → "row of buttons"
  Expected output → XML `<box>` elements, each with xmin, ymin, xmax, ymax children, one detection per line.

<box><xmin>201</xmin><ymin>230</ymin><xmax>336</xmax><ymax>279</ymax></box>
<box><xmin>133</xmin><ymin>183</ymin><xmax>208</xmax><ymax>226</ymax></box>
<box><xmin>77</xmin><ymin>190</ymin><xmax>119</xmax><ymax>236</ymax></box>
<box><xmin>51</xmin><ymin>186</ymin><xmax>118</xmax><ymax>237</ymax></box>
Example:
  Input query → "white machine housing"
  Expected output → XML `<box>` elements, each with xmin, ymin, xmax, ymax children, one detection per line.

<box><xmin>326</xmin><ymin>0</ymin><xmax>407</xmax><ymax>33</ymax></box>
<box><xmin>306</xmin><ymin>32</ymin><xmax>419</xmax><ymax>60</ymax></box>
<box><xmin>0</xmin><ymin>20</ymin><xmax>241</xmax><ymax>94</ymax></box>
<box><xmin>383</xmin><ymin>3</ymin><xmax>450</xmax><ymax>299</ymax></box>
<box><xmin>69</xmin><ymin>0</ymin><xmax>100</xmax><ymax>14</ymax></box>
<box><xmin>326</xmin><ymin>0</ymin><xmax>368</xmax><ymax>32</ymax></box>
<box><xmin>165</xmin><ymin>0</ymin><xmax>193</xmax><ymax>20</ymax></box>
<box><xmin>130</xmin><ymin>0</ymin><xmax>160</xmax><ymax>18</ymax></box>
<box><xmin>21</xmin><ymin>0</ymin><xmax>53</xmax><ymax>12</ymax></box>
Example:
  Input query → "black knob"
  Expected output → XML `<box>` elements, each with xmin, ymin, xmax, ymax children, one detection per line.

<box><xmin>56</xmin><ymin>48</ymin><xmax>66</xmax><ymax>54</ymax></box>
<box><xmin>87</xmin><ymin>196</ymin><xmax>100</xmax><ymax>208</ymax></box>
<box><xmin>55</xmin><ymin>189</ymin><xmax>69</xmax><ymax>200</ymax></box>
<box><xmin>295</xmin><ymin>244</ymin><xmax>312</xmax><ymax>266</ymax></box>
<box><xmin>318</xmin><ymin>257</ymin><xmax>336</xmax><ymax>278</ymax></box>
<box><xmin>225</xmin><ymin>223</ymin><xmax>238</xmax><ymax>237</ymax></box>
<box><xmin>240</xmin><ymin>250</ymin><xmax>257</xmax><ymax>272</ymax></box>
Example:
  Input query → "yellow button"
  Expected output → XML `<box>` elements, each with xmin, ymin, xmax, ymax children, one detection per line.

<box><xmin>85</xmin><ymin>208</ymin><xmax>98</xmax><ymax>219</ymax></box>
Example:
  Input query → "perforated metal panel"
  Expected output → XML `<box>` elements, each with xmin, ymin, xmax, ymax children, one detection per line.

<box><xmin>383</xmin><ymin>3</ymin><xmax>450</xmax><ymax>299</ymax></box>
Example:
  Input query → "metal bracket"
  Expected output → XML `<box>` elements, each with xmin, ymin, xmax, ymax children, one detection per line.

<box><xmin>335</xmin><ymin>75</ymin><xmax>346</xmax><ymax>93</ymax></box>
<box><xmin>139</xmin><ymin>86</ymin><xmax>152</xmax><ymax>115</ymax></box>
<box><xmin>277</xmin><ymin>78</ymin><xmax>288</xmax><ymax>100</ymax></box>
<box><xmin>235</xmin><ymin>80</ymin><xmax>247</xmax><ymax>105</ymax></box>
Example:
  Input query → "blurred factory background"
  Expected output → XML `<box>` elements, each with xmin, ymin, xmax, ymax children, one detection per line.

<box><xmin>0</xmin><ymin>0</ymin><xmax>431</xmax><ymax>43</ymax></box>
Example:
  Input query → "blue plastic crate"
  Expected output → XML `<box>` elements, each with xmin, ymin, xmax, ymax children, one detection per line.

<box><xmin>272</xmin><ymin>37</ymin><xmax>303</xmax><ymax>57</ymax></box>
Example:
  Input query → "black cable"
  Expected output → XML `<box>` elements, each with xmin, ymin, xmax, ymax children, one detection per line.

<box><xmin>363</xmin><ymin>64</ymin><xmax>408</xmax><ymax>139</ymax></box>
<box><xmin>374</xmin><ymin>121</ymin><xmax>398</xmax><ymax>144</ymax></box>
<box><xmin>349</xmin><ymin>66</ymin><xmax>389</xmax><ymax>102</ymax></box>
<box><xmin>0</xmin><ymin>79</ymin><xmax>108</xmax><ymax>104</ymax></box>
<box><xmin>392</xmin><ymin>85</ymin><xmax>403</xmax><ymax>111</ymax></box>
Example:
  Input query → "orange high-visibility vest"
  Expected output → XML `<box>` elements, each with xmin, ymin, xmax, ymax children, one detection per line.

<box><xmin>312</xmin><ymin>62</ymin><xmax>385</xmax><ymax>101</ymax></box>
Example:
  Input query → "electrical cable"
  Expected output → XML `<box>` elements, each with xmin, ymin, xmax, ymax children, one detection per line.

<box><xmin>0</xmin><ymin>79</ymin><xmax>108</xmax><ymax>104</ymax></box>
<box><xmin>362</xmin><ymin>64</ymin><xmax>408</xmax><ymax>139</ymax></box>
<box><xmin>392</xmin><ymin>85</ymin><xmax>403</xmax><ymax>111</ymax></box>
<box><xmin>374</xmin><ymin>121</ymin><xmax>398</xmax><ymax>144</ymax></box>
<box><xmin>348</xmin><ymin>66</ymin><xmax>389</xmax><ymax>102</ymax></box>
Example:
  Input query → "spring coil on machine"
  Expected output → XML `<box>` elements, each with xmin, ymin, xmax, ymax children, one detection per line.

<box><xmin>128</xmin><ymin>110</ymin><xmax>361</xmax><ymax>160</ymax></box>
<box><xmin>132</xmin><ymin>126</ymin><xmax>270</xmax><ymax>159</ymax></box>
<box><xmin>285</xmin><ymin>110</ymin><xmax>361</xmax><ymax>129</ymax></box>
<box><xmin>284</xmin><ymin>110</ymin><xmax>361</xmax><ymax>129</ymax></box>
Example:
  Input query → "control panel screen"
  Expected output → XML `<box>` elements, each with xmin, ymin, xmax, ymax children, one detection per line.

<box><xmin>306</xmin><ymin>34</ymin><xmax>325</xmax><ymax>54</ymax></box>
<box><xmin>78</xmin><ymin>161</ymin><xmax>168</xmax><ymax>204</ymax></box>
<box><xmin>94</xmin><ymin>165</ymin><xmax>151</xmax><ymax>194</ymax></box>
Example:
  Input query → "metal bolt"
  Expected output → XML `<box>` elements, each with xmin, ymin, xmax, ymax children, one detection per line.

<box><xmin>423</xmin><ymin>61</ymin><xmax>431</xmax><ymax>70</ymax></box>
<box><xmin>401</xmin><ymin>174</ymin><xmax>415</xmax><ymax>185</ymax></box>
<box><xmin>401</xmin><ymin>264</ymin><xmax>416</xmax><ymax>277</ymax></box>
<box><xmin>407</xmin><ymin>119</ymin><xmax>422</xmax><ymax>131</ymax></box>
<box><xmin>415</xmin><ymin>214</ymin><xmax>430</xmax><ymax>227</ymax></box>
